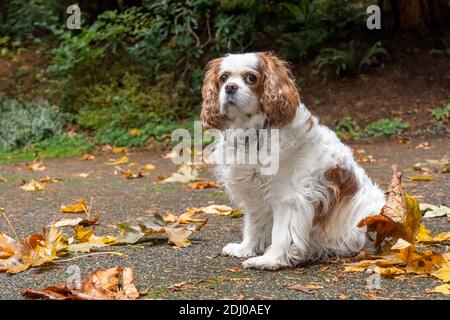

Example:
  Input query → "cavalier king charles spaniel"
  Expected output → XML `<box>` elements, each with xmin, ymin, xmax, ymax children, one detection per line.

<box><xmin>200</xmin><ymin>52</ymin><xmax>386</xmax><ymax>270</ymax></box>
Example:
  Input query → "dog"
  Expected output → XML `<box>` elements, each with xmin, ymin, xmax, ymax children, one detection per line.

<box><xmin>200</xmin><ymin>52</ymin><xmax>386</xmax><ymax>270</ymax></box>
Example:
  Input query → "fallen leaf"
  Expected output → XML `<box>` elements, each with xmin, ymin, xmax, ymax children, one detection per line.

<box><xmin>373</xmin><ymin>266</ymin><xmax>405</xmax><ymax>277</ymax></box>
<box><xmin>75</xmin><ymin>172</ymin><xmax>92</xmax><ymax>178</ymax></box>
<box><xmin>416</xmin><ymin>224</ymin><xmax>450</xmax><ymax>244</ymax></box>
<box><xmin>26</xmin><ymin>161</ymin><xmax>46</xmax><ymax>171</ymax></box>
<box><xmin>357</xmin><ymin>155</ymin><xmax>376</xmax><ymax>163</ymax></box>
<box><xmin>2</xmin><ymin>227</ymin><xmax>68</xmax><ymax>274</ymax></box>
<box><xmin>142</xmin><ymin>164</ymin><xmax>156</xmax><ymax>171</ymax></box>
<box><xmin>66</xmin><ymin>225</ymin><xmax>115</xmax><ymax>253</ymax></box>
<box><xmin>396</xmin><ymin>137</ymin><xmax>410</xmax><ymax>144</ymax></box>
<box><xmin>60</xmin><ymin>198</ymin><xmax>89</xmax><ymax>214</ymax></box>
<box><xmin>20</xmin><ymin>180</ymin><xmax>44</xmax><ymax>192</ymax></box>
<box><xmin>82</xmin><ymin>154</ymin><xmax>95</xmax><ymax>161</ymax></box>
<box><xmin>23</xmin><ymin>267</ymin><xmax>142</xmax><ymax>300</ymax></box>
<box><xmin>428</xmin><ymin>284</ymin><xmax>450</xmax><ymax>295</ymax></box>
<box><xmin>48</xmin><ymin>214</ymin><xmax>99</xmax><ymax>228</ymax></box>
<box><xmin>420</xmin><ymin>203</ymin><xmax>450</xmax><ymax>218</ymax></box>
<box><xmin>358</xmin><ymin>165</ymin><xmax>421</xmax><ymax>248</ymax></box>
<box><xmin>188</xmin><ymin>181</ymin><xmax>220</xmax><ymax>190</ymax></box>
<box><xmin>432</xmin><ymin>264</ymin><xmax>450</xmax><ymax>282</ymax></box>
<box><xmin>0</xmin><ymin>175</ymin><xmax>7</xmax><ymax>182</ymax></box>
<box><xmin>287</xmin><ymin>284</ymin><xmax>324</xmax><ymax>294</ymax></box>
<box><xmin>168</xmin><ymin>282</ymin><xmax>197</xmax><ymax>291</ymax></box>
<box><xmin>39</xmin><ymin>176</ymin><xmax>60</xmax><ymax>184</ymax></box>
<box><xmin>114</xmin><ymin>212</ymin><xmax>207</xmax><ymax>248</ymax></box>
<box><xmin>191</xmin><ymin>205</ymin><xmax>242</xmax><ymax>217</ymax></box>
<box><xmin>122</xmin><ymin>267</ymin><xmax>140</xmax><ymax>299</ymax></box>
<box><xmin>410</xmin><ymin>176</ymin><xmax>435</xmax><ymax>181</ymax></box>
<box><xmin>112</xmin><ymin>147</ymin><xmax>129</xmax><ymax>154</ymax></box>
<box><xmin>105</xmin><ymin>155</ymin><xmax>129</xmax><ymax>165</ymax></box>
<box><xmin>162</xmin><ymin>165</ymin><xmax>199</xmax><ymax>183</ymax></box>
<box><xmin>413</xmin><ymin>155</ymin><xmax>448</xmax><ymax>173</ymax></box>
<box><xmin>415</xmin><ymin>142</ymin><xmax>432</xmax><ymax>150</ymax></box>
<box><xmin>115</xmin><ymin>166</ymin><xmax>145</xmax><ymax>179</ymax></box>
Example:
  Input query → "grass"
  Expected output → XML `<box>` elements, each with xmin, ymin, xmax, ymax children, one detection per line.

<box><xmin>0</xmin><ymin>134</ymin><xmax>92</xmax><ymax>164</ymax></box>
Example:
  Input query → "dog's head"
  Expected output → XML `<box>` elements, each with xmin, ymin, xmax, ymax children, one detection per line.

<box><xmin>200</xmin><ymin>52</ymin><xmax>300</xmax><ymax>130</ymax></box>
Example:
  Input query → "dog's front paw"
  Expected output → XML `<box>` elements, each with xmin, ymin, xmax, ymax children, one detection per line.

<box><xmin>242</xmin><ymin>254</ymin><xmax>291</xmax><ymax>270</ymax></box>
<box><xmin>222</xmin><ymin>242</ymin><xmax>257</xmax><ymax>258</ymax></box>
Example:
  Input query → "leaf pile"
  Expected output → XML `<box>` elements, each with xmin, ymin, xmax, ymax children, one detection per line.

<box><xmin>348</xmin><ymin>165</ymin><xmax>450</xmax><ymax>295</ymax></box>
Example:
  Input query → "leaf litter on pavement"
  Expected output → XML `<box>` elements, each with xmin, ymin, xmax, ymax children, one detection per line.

<box><xmin>347</xmin><ymin>165</ymin><xmax>450</xmax><ymax>295</ymax></box>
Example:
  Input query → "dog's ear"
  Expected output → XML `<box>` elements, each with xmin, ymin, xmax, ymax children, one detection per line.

<box><xmin>258</xmin><ymin>52</ymin><xmax>300</xmax><ymax>127</ymax></box>
<box><xmin>200</xmin><ymin>57</ymin><xmax>225</xmax><ymax>130</ymax></box>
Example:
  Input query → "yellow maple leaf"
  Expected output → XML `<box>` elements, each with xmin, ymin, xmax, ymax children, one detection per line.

<box><xmin>105</xmin><ymin>155</ymin><xmax>129</xmax><ymax>165</ymax></box>
<box><xmin>60</xmin><ymin>198</ymin><xmax>89</xmax><ymax>214</ymax></box>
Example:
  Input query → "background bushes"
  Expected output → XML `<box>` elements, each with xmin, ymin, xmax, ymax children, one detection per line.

<box><xmin>0</xmin><ymin>94</ymin><xmax>65</xmax><ymax>149</ymax></box>
<box><xmin>0</xmin><ymin>0</ymin><xmax>448</xmax><ymax>153</ymax></box>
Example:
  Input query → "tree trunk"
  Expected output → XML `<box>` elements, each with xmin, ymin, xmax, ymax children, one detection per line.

<box><xmin>380</xmin><ymin>0</ymin><xmax>449</xmax><ymax>30</ymax></box>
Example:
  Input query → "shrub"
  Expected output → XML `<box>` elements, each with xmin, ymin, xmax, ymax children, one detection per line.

<box><xmin>0</xmin><ymin>95</ymin><xmax>65</xmax><ymax>149</ymax></box>
<box><xmin>431</xmin><ymin>103</ymin><xmax>450</xmax><ymax>121</ymax></box>
<box><xmin>336</xmin><ymin>116</ymin><xmax>361</xmax><ymax>140</ymax></box>
<box><xmin>365</xmin><ymin>118</ymin><xmax>408</xmax><ymax>137</ymax></box>
<box><xmin>74</xmin><ymin>73</ymin><xmax>185</xmax><ymax>147</ymax></box>
<box><xmin>0</xmin><ymin>0</ymin><xmax>62</xmax><ymax>39</ymax></box>
<box><xmin>314</xmin><ymin>41</ymin><xmax>389</xmax><ymax>77</ymax></box>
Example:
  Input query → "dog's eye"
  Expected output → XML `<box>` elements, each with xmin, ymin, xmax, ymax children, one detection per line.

<box><xmin>219</xmin><ymin>74</ymin><xmax>228</xmax><ymax>83</ymax></box>
<box><xmin>245</xmin><ymin>74</ymin><xmax>257</xmax><ymax>84</ymax></box>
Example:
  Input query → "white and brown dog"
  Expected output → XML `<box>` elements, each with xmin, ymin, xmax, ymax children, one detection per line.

<box><xmin>200</xmin><ymin>52</ymin><xmax>385</xmax><ymax>270</ymax></box>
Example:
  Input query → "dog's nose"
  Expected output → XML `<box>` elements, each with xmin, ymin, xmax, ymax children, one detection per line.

<box><xmin>225</xmin><ymin>82</ymin><xmax>238</xmax><ymax>94</ymax></box>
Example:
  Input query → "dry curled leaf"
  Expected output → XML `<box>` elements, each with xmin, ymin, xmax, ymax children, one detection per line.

<box><xmin>20</xmin><ymin>180</ymin><xmax>44</xmax><ymax>192</ymax></box>
<box><xmin>1</xmin><ymin>227</ymin><xmax>67</xmax><ymax>274</ymax></box>
<box><xmin>420</xmin><ymin>203</ymin><xmax>450</xmax><ymax>218</ymax></box>
<box><xmin>358</xmin><ymin>165</ymin><xmax>421</xmax><ymax>248</ymax></box>
<box><xmin>82</xmin><ymin>154</ymin><xmax>95</xmax><ymax>161</ymax></box>
<box><xmin>0</xmin><ymin>175</ymin><xmax>7</xmax><ymax>183</ymax></box>
<box><xmin>23</xmin><ymin>267</ymin><xmax>142</xmax><ymax>300</ymax></box>
<box><xmin>162</xmin><ymin>165</ymin><xmax>199</xmax><ymax>183</ymax></box>
<box><xmin>115</xmin><ymin>166</ymin><xmax>145</xmax><ymax>179</ymax></box>
<box><xmin>114</xmin><ymin>212</ymin><xmax>207</xmax><ymax>248</ymax></box>
<box><xmin>190</xmin><ymin>205</ymin><xmax>242</xmax><ymax>218</ymax></box>
<box><xmin>48</xmin><ymin>214</ymin><xmax>99</xmax><ymax>228</ymax></box>
<box><xmin>413</xmin><ymin>155</ymin><xmax>448</xmax><ymax>173</ymax></box>
<box><xmin>26</xmin><ymin>161</ymin><xmax>45</xmax><ymax>172</ymax></box>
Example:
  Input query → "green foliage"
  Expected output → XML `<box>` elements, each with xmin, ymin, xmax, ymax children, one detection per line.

<box><xmin>315</xmin><ymin>41</ymin><xmax>388</xmax><ymax>77</ymax></box>
<box><xmin>335</xmin><ymin>116</ymin><xmax>361</xmax><ymax>140</ymax></box>
<box><xmin>431</xmin><ymin>103</ymin><xmax>450</xmax><ymax>121</ymax></box>
<box><xmin>75</xmin><ymin>73</ymin><xmax>184</xmax><ymax>147</ymax></box>
<box><xmin>0</xmin><ymin>134</ymin><xmax>92</xmax><ymax>164</ymax></box>
<box><xmin>365</xmin><ymin>118</ymin><xmax>408</xmax><ymax>137</ymax></box>
<box><xmin>0</xmin><ymin>0</ymin><xmax>62</xmax><ymax>39</ymax></box>
<box><xmin>0</xmin><ymin>95</ymin><xmax>65</xmax><ymax>149</ymax></box>
<box><xmin>48</xmin><ymin>7</ymin><xmax>153</xmax><ymax>78</ymax></box>
<box><xmin>279</xmin><ymin>0</ymin><xmax>369</xmax><ymax>59</ymax></box>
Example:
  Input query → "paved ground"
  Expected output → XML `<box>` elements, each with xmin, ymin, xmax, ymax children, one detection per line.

<box><xmin>0</xmin><ymin>136</ymin><xmax>449</xmax><ymax>300</ymax></box>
